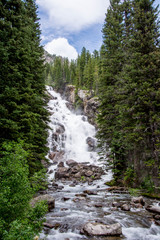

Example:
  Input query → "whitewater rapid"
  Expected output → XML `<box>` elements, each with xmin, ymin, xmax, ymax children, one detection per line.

<box><xmin>39</xmin><ymin>86</ymin><xmax>160</xmax><ymax>240</ymax></box>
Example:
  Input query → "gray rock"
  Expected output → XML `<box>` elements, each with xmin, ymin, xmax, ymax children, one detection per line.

<box><xmin>86</xmin><ymin>137</ymin><xmax>96</xmax><ymax>150</ymax></box>
<box><xmin>55</xmin><ymin>167</ymin><xmax>69</xmax><ymax>179</ymax></box>
<box><xmin>43</xmin><ymin>222</ymin><xmax>54</xmax><ymax>229</ymax></box>
<box><xmin>66</xmin><ymin>159</ymin><xmax>78</xmax><ymax>167</ymax></box>
<box><xmin>146</xmin><ymin>205</ymin><xmax>160</xmax><ymax>215</ymax></box>
<box><xmin>85</xmin><ymin>170</ymin><xmax>93</xmax><ymax>177</ymax></box>
<box><xmin>82</xmin><ymin>222</ymin><xmax>122</xmax><ymax>236</ymax></box>
<box><xmin>75</xmin><ymin>172</ymin><xmax>81</xmax><ymax>178</ymax></box>
<box><xmin>31</xmin><ymin>194</ymin><xmax>55</xmax><ymax>212</ymax></box>
<box><xmin>131</xmin><ymin>196</ymin><xmax>145</xmax><ymax>206</ymax></box>
<box><xmin>58</xmin><ymin>162</ymin><xmax>64</xmax><ymax>167</ymax></box>
<box><xmin>121</xmin><ymin>204</ymin><xmax>131</xmax><ymax>211</ymax></box>
<box><xmin>56</xmin><ymin>123</ymin><xmax>65</xmax><ymax>134</ymax></box>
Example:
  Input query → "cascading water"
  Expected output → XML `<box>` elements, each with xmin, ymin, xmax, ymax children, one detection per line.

<box><xmin>40</xmin><ymin>86</ymin><xmax>160</xmax><ymax>240</ymax></box>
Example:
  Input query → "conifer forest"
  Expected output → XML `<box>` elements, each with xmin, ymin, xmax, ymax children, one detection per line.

<box><xmin>0</xmin><ymin>0</ymin><xmax>160</xmax><ymax>239</ymax></box>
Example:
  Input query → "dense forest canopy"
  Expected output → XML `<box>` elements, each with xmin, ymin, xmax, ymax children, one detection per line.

<box><xmin>45</xmin><ymin>0</ymin><xmax>160</xmax><ymax>192</ymax></box>
<box><xmin>0</xmin><ymin>0</ymin><xmax>48</xmax><ymax>238</ymax></box>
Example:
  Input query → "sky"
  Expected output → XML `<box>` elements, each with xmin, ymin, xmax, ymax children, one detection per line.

<box><xmin>37</xmin><ymin>0</ymin><xmax>160</xmax><ymax>61</ymax></box>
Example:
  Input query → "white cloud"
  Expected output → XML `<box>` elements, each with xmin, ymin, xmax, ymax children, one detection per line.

<box><xmin>37</xmin><ymin>0</ymin><xmax>109</xmax><ymax>32</ymax></box>
<box><xmin>44</xmin><ymin>38</ymin><xmax>78</xmax><ymax>60</ymax></box>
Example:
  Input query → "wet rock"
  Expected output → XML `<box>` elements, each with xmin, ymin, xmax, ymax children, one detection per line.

<box><xmin>84</xmin><ymin>190</ymin><xmax>97</xmax><ymax>195</ymax></box>
<box><xmin>57</xmin><ymin>185</ymin><xmax>64</xmax><ymax>190</ymax></box>
<box><xmin>66</xmin><ymin>159</ymin><xmax>78</xmax><ymax>167</ymax></box>
<box><xmin>75</xmin><ymin>193</ymin><xmax>87</xmax><ymax>197</ymax></box>
<box><xmin>75</xmin><ymin>172</ymin><xmax>81</xmax><ymax>178</ymax></box>
<box><xmin>43</xmin><ymin>222</ymin><xmax>54</xmax><ymax>229</ymax></box>
<box><xmin>82</xmin><ymin>222</ymin><xmax>122</xmax><ymax>236</ymax></box>
<box><xmin>131</xmin><ymin>203</ymin><xmax>143</xmax><ymax>209</ymax></box>
<box><xmin>58</xmin><ymin>162</ymin><xmax>64</xmax><ymax>167</ymax></box>
<box><xmin>49</xmin><ymin>151</ymin><xmax>65</xmax><ymax>162</ymax></box>
<box><xmin>131</xmin><ymin>196</ymin><xmax>145</xmax><ymax>206</ymax></box>
<box><xmin>55</xmin><ymin>167</ymin><xmax>69</xmax><ymax>179</ymax></box>
<box><xmin>62</xmin><ymin>197</ymin><xmax>70</xmax><ymax>201</ymax></box>
<box><xmin>95</xmin><ymin>204</ymin><xmax>103</xmax><ymax>208</ymax></box>
<box><xmin>52</xmin><ymin>182</ymin><xmax>58</xmax><ymax>187</ymax></box>
<box><xmin>146</xmin><ymin>205</ymin><xmax>160</xmax><ymax>215</ymax></box>
<box><xmin>30</xmin><ymin>194</ymin><xmax>55</xmax><ymax>212</ymax></box>
<box><xmin>112</xmin><ymin>202</ymin><xmax>122</xmax><ymax>208</ymax></box>
<box><xmin>70</xmin><ymin>165</ymin><xmax>80</xmax><ymax>174</ymax></box>
<box><xmin>56</xmin><ymin>123</ymin><xmax>65</xmax><ymax>134</ymax></box>
<box><xmin>49</xmin><ymin>152</ymin><xmax>56</xmax><ymax>160</ymax></box>
<box><xmin>85</xmin><ymin>170</ymin><xmax>93</xmax><ymax>177</ymax></box>
<box><xmin>61</xmin><ymin>208</ymin><xmax>68</xmax><ymax>211</ymax></box>
<box><xmin>73</xmin><ymin>197</ymin><xmax>86</xmax><ymax>202</ymax></box>
<box><xmin>66</xmin><ymin>102</ymin><xmax>74</xmax><ymax>110</ymax></box>
<box><xmin>111</xmin><ymin>207</ymin><xmax>118</xmax><ymax>211</ymax></box>
<box><xmin>69</xmin><ymin>183</ymin><xmax>76</xmax><ymax>187</ymax></box>
<box><xmin>154</xmin><ymin>215</ymin><xmax>160</xmax><ymax>220</ymax></box>
<box><xmin>52</xmin><ymin>132</ymin><xmax>59</xmax><ymax>142</ymax></box>
<box><xmin>121</xmin><ymin>204</ymin><xmax>131</xmax><ymax>211</ymax></box>
<box><xmin>154</xmin><ymin>220</ymin><xmax>160</xmax><ymax>226</ymax></box>
<box><xmin>48</xmin><ymin>169</ymin><xmax>53</xmax><ymax>174</ymax></box>
<box><xmin>86</xmin><ymin>137</ymin><xmax>96</xmax><ymax>151</ymax></box>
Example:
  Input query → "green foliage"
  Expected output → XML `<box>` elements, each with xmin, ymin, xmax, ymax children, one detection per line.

<box><xmin>0</xmin><ymin>141</ymin><xmax>47</xmax><ymax>239</ymax></box>
<box><xmin>30</xmin><ymin>169</ymin><xmax>48</xmax><ymax>192</ymax></box>
<box><xmin>97</xmin><ymin>0</ymin><xmax>160</xmax><ymax>190</ymax></box>
<box><xmin>3</xmin><ymin>201</ymin><xmax>47</xmax><ymax>240</ymax></box>
<box><xmin>141</xmin><ymin>176</ymin><xmax>154</xmax><ymax>193</ymax></box>
<box><xmin>0</xmin><ymin>141</ymin><xmax>32</xmax><ymax>228</ymax></box>
<box><xmin>81</xmin><ymin>176</ymin><xmax>86</xmax><ymax>181</ymax></box>
<box><xmin>128</xmin><ymin>188</ymin><xmax>141</xmax><ymax>196</ymax></box>
<box><xmin>124</xmin><ymin>167</ymin><xmax>135</xmax><ymax>187</ymax></box>
<box><xmin>44</xmin><ymin>47</ymin><xmax>101</xmax><ymax>95</ymax></box>
<box><xmin>0</xmin><ymin>1</ymin><xmax>49</xmax><ymax>238</ymax></box>
<box><xmin>105</xmin><ymin>179</ymin><xmax>116</xmax><ymax>186</ymax></box>
<box><xmin>0</xmin><ymin>0</ymin><xmax>49</xmax><ymax>175</ymax></box>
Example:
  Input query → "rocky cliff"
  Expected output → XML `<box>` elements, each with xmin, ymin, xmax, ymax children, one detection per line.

<box><xmin>64</xmin><ymin>85</ymin><xmax>99</xmax><ymax>126</ymax></box>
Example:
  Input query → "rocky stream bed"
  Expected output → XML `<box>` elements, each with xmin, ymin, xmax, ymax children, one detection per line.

<box><xmin>38</xmin><ymin>86</ymin><xmax>160</xmax><ymax>240</ymax></box>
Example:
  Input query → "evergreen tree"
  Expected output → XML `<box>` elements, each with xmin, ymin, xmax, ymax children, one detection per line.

<box><xmin>118</xmin><ymin>0</ymin><xmax>160</xmax><ymax>187</ymax></box>
<box><xmin>0</xmin><ymin>0</ymin><xmax>49</xmax><ymax>174</ymax></box>
<box><xmin>97</xmin><ymin>0</ymin><xmax>126</xmax><ymax>179</ymax></box>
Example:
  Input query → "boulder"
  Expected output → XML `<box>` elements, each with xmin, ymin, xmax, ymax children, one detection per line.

<box><xmin>43</xmin><ymin>222</ymin><xmax>55</xmax><ymax>229</ymax></box>
<box><xmin>49</xmin><ymin>151</ymin><xmax>65</xmax><ymax>162</ymax></box>
<box><xmin>86</xmin><ymin>137</ymin><xmax>96</xmax><ymax>151</ymax></box>
<box><xmin>31</xmin><ymin>194</ymin><xmax>55</xmax><ymax>211</ymax></box>
<box><xmin>58</xmin><ymin>162</ymin><xmax>64</xmax><ymax>167</ymax></box>
<box><xmin>65</xmin><ymin>85</ymin><xmax>76</xmax><ymax>103</ymax></box>
<box><xmin>131</xmin><ymin>196</ymin><xmax>145</xmax><ymax>206</ymax></box>
<box><xmin>146</xmin><ymin>205</ymin><xmax>160</xmax><ymax>215</ymax></box>
<box><xmin>49</xmin><ymin>152</ymin><xmax>56</xmax><ymax>160</ymax></box>
<box><xmin>82</xmin><ymin>222</ymin><xmax>122</xmax><ymax>236</ymax></box>
<box><xmin>55</xmin><ymin>167</ymin><xmax>69</xmax><ymax>179</ymax></box>
<box><xmin>66</xmin><ymin>159</ymin><xmax>78</xmax><ymax>167</ymax></box>
<box><xmin>83</xmin><ymin>190</ymin><xmax>97</xmax><ymax>195</ymax></box>
<box><xmin>121</xmin><ymin>204</ymin><xmax>131</xmax><ymax>211</ymax></box>
<box><xmin>112</xmin><ymin>202</ymin><xmax>122</xmax><ymax>208</ymax></box>
<box><xmin>56</xmin><ymin>123</ymin><xmax>65</xmax><ymax>134</ymax></box>
<box><xmin>75</xmin><ymin>172</ymin><xmax>81</xmax><ymax>178</ymax></box>
<box><xmin>85</xmin><ymin>170</ymin><xmax>93</xmax><ymax>177</ymax></box>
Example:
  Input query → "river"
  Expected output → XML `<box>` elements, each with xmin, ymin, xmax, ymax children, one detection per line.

<box><xmin>40</xmin><ymin>86</ymin><xmax>160</xmax><ymax>240</ymax></box>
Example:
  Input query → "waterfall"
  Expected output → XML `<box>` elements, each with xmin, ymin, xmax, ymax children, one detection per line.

<box><xmin>39</xmin><ymin>86</ymin><xmax>160</xmax><ymax>240</ymax></box>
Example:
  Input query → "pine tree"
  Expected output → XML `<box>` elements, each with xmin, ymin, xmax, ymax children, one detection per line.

<box><xmin>0</xmin><ymin>0</ymin><xmax>49</xmax><ymax>175</ymax></box>
<box><xmin>97</xmin><ymin>0</ymin><xmax>126</xmax><ymax>179</ymax></box>
<box><xmin>119</xmin><ymin>0</ymin><xmax>160</xmax><ymax>188</ymax></box>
